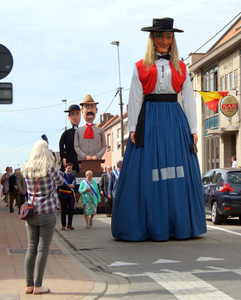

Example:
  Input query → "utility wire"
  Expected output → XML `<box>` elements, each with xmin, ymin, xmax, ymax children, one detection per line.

<box><xmin>0</xmin><ymin>125</ymin><xmax>64</xmax><ymax>133</ymax></box>
<box><xmin>0</xmin><ymin>89</ymin><xmax>118</xmax><ymax>113</ymax></box>
<box><xmin>0</xmin><ymin>130</ymin><xmax>63</xmax><ymax>153</ymax></box>
<box><xmin>183</xmin><ymin>12</ymin><xmax>241</xmax><ymax>62</ymax></box>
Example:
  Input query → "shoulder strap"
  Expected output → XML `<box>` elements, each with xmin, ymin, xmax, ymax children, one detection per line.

<box><xmin>31</xmin><ymin>178</ymin><xmax>39</xmax><ymax>205</ymax></box>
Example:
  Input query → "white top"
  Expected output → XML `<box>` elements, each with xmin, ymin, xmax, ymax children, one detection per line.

<box><xmin>128</xmin><ymin>57</ymin><xmax>197</xmax><ymax>134</ymax></box>
<box><xmin>232</xmin><ymin>160</ymin><xmax>237</xmax><ymax>168</ymax></box>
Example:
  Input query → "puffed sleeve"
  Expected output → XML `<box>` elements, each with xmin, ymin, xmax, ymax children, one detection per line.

<box><xmin>181</xmin><ymin>68</ymin><xmax>197</xmax><ymax>134</ymax></box>
<box><xmin>128</xmin><ymin>64</ymin><xmax>144</xmax><ymax>132</ymax></box>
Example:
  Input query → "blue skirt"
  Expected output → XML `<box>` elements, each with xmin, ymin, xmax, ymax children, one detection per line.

<box><xmin>111</xmin><ymin>101</ymin><xmax>207</xmax><ymax>241</ymax></box>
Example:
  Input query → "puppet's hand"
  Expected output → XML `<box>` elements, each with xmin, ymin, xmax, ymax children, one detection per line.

<box><xmin>86</xmin><ymin>156</ymin><xmax>92</xmax><ymax>160</ymax></box>
<box><xmin>92</xmin><ymin>155</ymin><xmax>98</xmax><ymax>160</ymax></box>
<box><xmin>130</xmin><ymin>131</ymin><xmax>135</xmax><ymax>144</ymax></box>
<box><xmin>192</xmin><ymin>133</ymin><xmax>198</xmax><ymax>144</ymax></box>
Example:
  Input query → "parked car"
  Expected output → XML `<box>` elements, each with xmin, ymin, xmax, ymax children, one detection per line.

<box><xmin>202</xmin><ymin>168</ymin><xmax>241</xmax><ymax>224</ymax></box>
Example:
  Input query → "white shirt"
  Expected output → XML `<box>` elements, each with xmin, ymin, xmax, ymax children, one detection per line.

<box><xmin>128</xmin><ymin>58</ymin><xmax>197</xmax><ymax>134</ymax></box>
<box><xmin>232</xmin><ymin>160</ymin><xmax>237</xmax><ymax>168</ymax></box>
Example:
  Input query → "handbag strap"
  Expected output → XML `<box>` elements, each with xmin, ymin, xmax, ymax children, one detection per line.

<box><xmin>31</xmin><ymin>178</ymin><xmax>39</xmax><ymax>205</ymax></box>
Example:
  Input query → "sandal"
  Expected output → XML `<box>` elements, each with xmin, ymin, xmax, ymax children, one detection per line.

<box><xmin>25</xmin><ymin>286</ymin><xmax>34</xmax><ymax>294</ymax></box>
<box><xmin>86</xmin><ymin>225</ymin><xmax>90</xmax><ymax>228</ymax></box>
<box><xmin>90</xmin><ymin>220</ymin><xmax>93</xmax><ymax>226</ymax></box>
<box><xmin>33</xmin><ymin>287</ymin><xmax>50</xmax><ymax>294</ymax></box>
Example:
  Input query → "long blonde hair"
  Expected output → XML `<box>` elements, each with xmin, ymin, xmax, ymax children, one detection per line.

<box><xmin>143</xmin><ymin>32</ymin><xmax>181</xmax><ymax>74</ymax></box>
<box><xmin>23</xmin><ymin>140</ymin><xmax>55</xmax><ymax>178</ymax></box>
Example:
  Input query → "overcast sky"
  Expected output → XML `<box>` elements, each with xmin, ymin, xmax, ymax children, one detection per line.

<box><xmin>0</xmin><ymin>0</ymin><xmax>240</xmax><ymax>173</ymax></box>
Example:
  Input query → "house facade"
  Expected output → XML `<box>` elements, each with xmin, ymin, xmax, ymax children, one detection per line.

<box><xmin>189</xmin><ymin>17</ymin><xmax>241</xmax><ymax>174</ymax></box>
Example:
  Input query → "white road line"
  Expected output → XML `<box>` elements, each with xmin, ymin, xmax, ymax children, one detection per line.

<box><xmin>207</xmin><ymin>225</ymin><xmax>241</xmax><ymax>237</ymax></box>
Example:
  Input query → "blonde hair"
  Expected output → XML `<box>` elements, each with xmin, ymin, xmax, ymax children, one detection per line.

<box><xmin>85</xmin><ymin>170</ymin><xmax>93</xmax><ymax>177</ymax></box>
<box><xmin>23</xmin><ymin>140</ymin><xmax>54</xmax><ymax>178</ymax></box>
<box><xmin>143</xmin><ymin>32</ymin><xmax>182</xmax><ymax>74</ymax></box>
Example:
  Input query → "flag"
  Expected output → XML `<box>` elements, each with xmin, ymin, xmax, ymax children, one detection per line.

<box><xmin>198</xmin><ymin>91</ymin><xmax>228</xmax><ymax>112</ymax></box>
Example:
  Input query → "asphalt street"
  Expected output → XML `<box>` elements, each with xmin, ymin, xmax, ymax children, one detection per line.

<box><xmin>56</xmin><ymin>212</ymin><xmax>241</xmax><ymax>300</ymax></box>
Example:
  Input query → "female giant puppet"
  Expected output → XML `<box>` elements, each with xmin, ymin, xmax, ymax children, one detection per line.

<box><xmin>111</xmin><ymin>18</ymin><xmax>206</xmax><ymax>241</ymax></box>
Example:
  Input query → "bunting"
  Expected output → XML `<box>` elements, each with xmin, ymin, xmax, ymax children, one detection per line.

<box><xmin>198</xmin><ymin>91</ymin><xmax>228</xmax><ymax>112</ymax></box>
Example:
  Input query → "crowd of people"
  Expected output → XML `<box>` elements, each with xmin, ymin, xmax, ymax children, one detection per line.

<box><xmin>0</xmin><ymin>16</ymin><xmax>210</xmax><ymax>295</ymax></box>
<box><xmin>1</xmin><ymin>166</ymin><xmax>27</xmax><ymax>214</ymax></box>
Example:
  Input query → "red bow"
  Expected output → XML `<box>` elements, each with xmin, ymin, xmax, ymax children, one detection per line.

<box><xmin>83</xmin><ymin>123</ymin><xmax>94</xmax><ymax>139</ymax></box>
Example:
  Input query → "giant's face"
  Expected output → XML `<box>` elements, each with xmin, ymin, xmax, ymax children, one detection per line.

<box><xmin>68</xmin><ymin>110</ymin><xmax>81</xmax><ymax>126</ymax></box>
<box><xmin>153</xmin><ymin>32</ymin><xmax>173</xmax><ymax>55</ymax></box>
<box><xmin>81</xmin><ymin>104</ymin><xmax>98</xmax><ymax>123</ymax></box>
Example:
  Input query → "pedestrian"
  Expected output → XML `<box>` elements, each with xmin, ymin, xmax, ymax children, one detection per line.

<box><xmin>78</xmin><ymin>170</ymin><xmax>101</xmax><ymax>228</ymax></box>
<box><xmin>111</xmin><ymin>17</ymin><xmax>206</xmax><ymax>241</ymax></box>
<box><xmin>99</xmin><ymin>165</ymin><xmax>112</xmax><ymax>217</ymax></box>
<box><xmin>1</xmin><ymin>166</ymin><xmax>12</xmax><ymax>207</ymax></box>
<box><xmin>23</xmin><ymin>140</ymin><xmax>63</xmax><ymax>294</ymax></box>
<box><xmin>58</xmin><ymin>163</ymin><xmax>76</xmax><ymax>230</ymax></box>
<box><xmin>9</xmin><ymin>168</ymin><xmax>20</xmax><ymax>213</ymax></box>
<box><xmin>231</xmin><ymin>156</ymin><xmax>237</xmax><ymax>168</ymax></box>
<box><xmin>108</xmin><ymin>161</ymin><xmax>122</xmax><ymax>212</ymax></box>
<box><xmin>17</xmin><ymin>168</ymin><xmax>27</xmax><ymax>211</ymax></box>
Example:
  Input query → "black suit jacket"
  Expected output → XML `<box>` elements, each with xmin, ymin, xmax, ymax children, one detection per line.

<box><xmin>59</xmin><ymin>127</ymin><xmax>79</xmax><ymax>172</ymax></box>
<box><xmin>99</xmin><ymin>173</ymin><xmax>110</xmax><ymax>197</ymax></box>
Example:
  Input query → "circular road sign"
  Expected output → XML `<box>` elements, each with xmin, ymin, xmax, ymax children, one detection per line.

<box><xmin>220</xmin><ymin>95</ymin><xmax>238</xmax><ymax>117</ymax></box>
<box><xmin>0</xmin><ymin>44</ymin><xmax>13</xmax><ymax>80</ymax></box>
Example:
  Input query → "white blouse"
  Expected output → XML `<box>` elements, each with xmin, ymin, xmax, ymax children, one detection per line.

<box><xmin>128</xmin><ymin>57</ymin><xmax>197</xmax><ymax>134</ymax></box>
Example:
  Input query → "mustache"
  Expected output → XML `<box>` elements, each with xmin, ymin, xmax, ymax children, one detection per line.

<box><xmin>86</xmin><ymin>112</ymin><xmax>94</xmax><ymax>116</ymax></box>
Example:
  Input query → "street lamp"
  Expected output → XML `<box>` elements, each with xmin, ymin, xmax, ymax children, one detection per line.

<box><xmin>110</xmin><ymin>41</ymin><xmax>124</xmax><ymax>157</ymax></box>
<box><xmin>61</xmin><ymin>99</ymin><xmax>67</xmax><ymax>131</ymax></box>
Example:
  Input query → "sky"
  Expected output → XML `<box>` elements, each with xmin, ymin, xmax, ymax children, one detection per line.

<box><xmin>0</xmin><ymin>0</ymin><xmax>240</xmax><ymax>173</ymax></box>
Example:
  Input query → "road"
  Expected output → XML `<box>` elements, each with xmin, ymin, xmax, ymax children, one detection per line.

<box><xmin>56</xmin><ymin>214</ymin><xmax>241</xmax><ymax>299</ymax></box>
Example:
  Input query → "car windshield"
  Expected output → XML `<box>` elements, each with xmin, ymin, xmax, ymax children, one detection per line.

<box><xmin>226</xmin><ymin>172</ymin><xmax>241</xmax><ymax>184</ymax></box>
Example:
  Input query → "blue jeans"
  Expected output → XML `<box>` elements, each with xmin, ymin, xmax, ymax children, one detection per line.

<box><xmin>24</xmin><ymin>212</ymin><xmax>56</xmax><ymax>287</ymax></box>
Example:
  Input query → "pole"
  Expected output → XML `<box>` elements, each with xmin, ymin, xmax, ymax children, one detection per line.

<box><xmin>111</xmin><ymin>41</ymin><xmax>124</xmax><ymax>157</ymax></box>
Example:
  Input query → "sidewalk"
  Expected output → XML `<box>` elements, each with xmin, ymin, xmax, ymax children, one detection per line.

<box><xmin>0</xmin><ymin>198</ymin><xmax>96</xmax><ymax>300</ymax></box>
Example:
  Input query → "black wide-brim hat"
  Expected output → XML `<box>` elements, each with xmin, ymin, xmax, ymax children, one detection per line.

<box><xmin>141</xmin><ymin>18</ymin><xmax>183</xmax><ymax>33</ymax></box>
<box><xmin>64</xmin><ymin>104</ymin><xmax>80</xmax><ymax>113</ymax></box>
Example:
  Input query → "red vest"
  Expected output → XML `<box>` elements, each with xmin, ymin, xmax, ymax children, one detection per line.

<box><xmin>135</xmin><ymin>59</ymin><xmax>186</xmax><ymax>95</ymax></box>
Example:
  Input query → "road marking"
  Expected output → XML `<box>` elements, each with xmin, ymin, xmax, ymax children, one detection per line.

<box><xmin>146</xmin><ymin>270</ymin><xmax>234</xmax><ymax>300</ymax></box>
<box><xmin>153</xmin><ymin>259</ymin><xmax>181</xmax><ymax>264</ymax></box>
<box><xmin>207</xmin><ymin>224</ymin><xmax>241</xmax><ymax>237</ymax></box>
<box><xmin>196</xmin><ymin>257</ymin><xmax>225</xmax><ymax>262</ymax></box>
<box><xmin>108</xmin><ymin>261</ymin><xmax>139</xmax><ymax>267</ymax></box>
<box><xmin>113</xmin><ymin>268</ymin><xmax>235</xmax><ymax>299</ymax></box>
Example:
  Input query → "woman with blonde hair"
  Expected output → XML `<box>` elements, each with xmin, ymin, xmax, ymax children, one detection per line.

<box><xmin>23</xmin><ymin>140</ymin><xmax>63</xmax><ymax>294</ymax></box>
<box><xmin>112</xmin><ymin>18</ymin><xmax>206</xmax><ymax>242</ymax></box>
<box><xmin>78</xmin><ymin>170</ymin><xmax>101</xmax><ymax>228</ymax></box>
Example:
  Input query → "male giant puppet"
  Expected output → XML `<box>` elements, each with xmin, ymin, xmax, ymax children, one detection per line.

<box><xmin>59</xmin><ymin>104</ymin><xmax>81</xmax><ymax>172</ymax></box>
<box><xmin>74</xmin><ymin>95</ymin><xmax>106</xmax><ymax>163</ymax></box>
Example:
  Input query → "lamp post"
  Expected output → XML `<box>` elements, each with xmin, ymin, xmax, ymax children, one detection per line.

<box><xmin>61</xmin><ymin>99</ymin><xmax>67</xmax><ymax>131</ymax></box>
<box><xmin>110</xmin><ymin>41</ymin><xmax>124</xmax><ymax>157</ymax></box>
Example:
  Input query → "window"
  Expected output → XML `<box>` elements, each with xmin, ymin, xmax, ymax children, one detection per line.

<box><xmin>203</xmin><ymin>65</ymin><xmax>218</xmax><ymax>91</ymax></box>
<box><xmin>107</xmin><ymin>134</ymin><xmax>111</xmax><ymax>150</ymax></box>
<box><xmin>204</xmin><ymin>136</ymin><xmax>220</xmax><ymax>173</ymax></box>
<box><xmin>225</xmin><ymin>74</ymin><xmax>229</xmax><ymax>91</ymax></box>
<box><xmin>117</xmin><ymin>128</ymin><xmax>121</xmax><ymax>149</ymax></box>
<box><xmin>229</xmin><ymin>72</ymin><xmax>234</xmax><ymax>89</ymax></box>
<box><xmin>234</xmin><ymin>70</ymin><xmax>238</xmax><ymax>87</ymax></box>
<box><xmin>220</xmin><ymin>77</ymin><xmax>224</xmax><ymax>91</ymax></box>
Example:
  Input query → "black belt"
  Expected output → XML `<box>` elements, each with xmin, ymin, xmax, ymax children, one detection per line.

<box><xmin>135</xmin><ymin>94</ymin><xmax>177</xmax><ymax>148</ymax></box>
